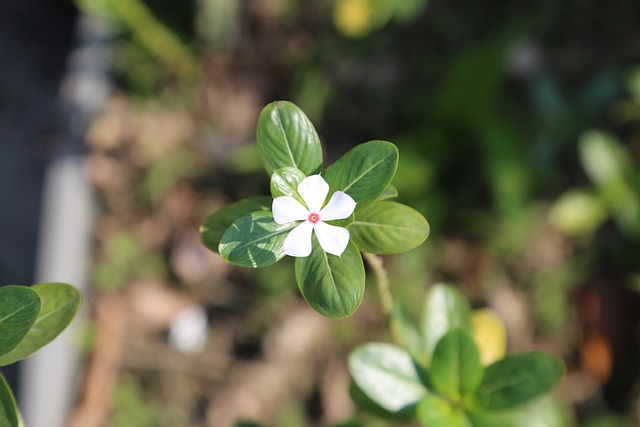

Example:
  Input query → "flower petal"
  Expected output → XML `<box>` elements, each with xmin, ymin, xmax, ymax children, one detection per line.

<box><xmin>297</xmin><ymin>174</ymin><xmax>329</xmax><ymax>213</ymax></box>
<box><xmin>272</xmin><ymin>196</ymin><xmax>309</xmax><ymax>224</ymax></box>
<box><xmin>314</xmin><ymin>221</ymin><xmax>350</xmax><ymax>256</ymax></box>
<box><xmin>319</xmin><ymin>191</ymin><xmax>357</xmax><ymax>221</ymax></box>
<box><xmin>283</xmin><ymin>221</ymin><xmax>314</xmax><ymax>257</ymax></box>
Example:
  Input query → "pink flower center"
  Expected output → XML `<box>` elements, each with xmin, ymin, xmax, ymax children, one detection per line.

<box><xmin>308</xmin><ymin>212</ymin><xmax>320</xmax><ymax>224</ymax></box>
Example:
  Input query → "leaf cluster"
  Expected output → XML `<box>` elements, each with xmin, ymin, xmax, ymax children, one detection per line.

<box><xmin>348</xmin><ymin>284</ymin><xmax>565</xmax><ymax>426</ymax></box>
<box><xmin>0</xmin><ymin>283</ymin><xmax>82</xmax><ymax>427</ymax></box>
<box><xmin>201</xmin><ymin>101</ymin><xmax>430</xmax><ymax>318</ymax></box>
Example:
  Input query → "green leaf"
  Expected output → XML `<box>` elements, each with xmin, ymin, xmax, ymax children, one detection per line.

<box><xmin>200</xmin><ymin>196</ymin><xmax>273</xmax><ymax>253</ymax></box>
<box><xmin>0</xmin><ymin>286</ymin><xmax>41</xmax><ymax>357</ymax></box>
<box><xmin>430</xmin><ymin>329</ymin><xmax>483</xmax><ymax>399</ymax></box>
<box><xmin>219</xmin><ymin>211</ymin><xmax>295</xmax><ymax>268</ymax></box>
<box><xmin>473</xmin><ymin>352</ymin><xmax>564</xmax><ymax>411</ymax></box>
<box><xmin>0</xmin><ymin>373</ymin><xmax>18</xmax><ymax>427</ymax></box>
<box><xmin>417</xmin><ymin>393</ymin><xmax>472</xmax><ymax>427</ymax></box>
<box><xmin>349</xmin><ymin>381</ymin><xmax>416</xmax><ymax>421</ymax></box>
<box><xmin>349</xmin><ymin>343</ymin><xmax>427</xmax><ymax>413</ymax></box>
<box><xmin>295</xmin><ymin>239</ymin><xmax>365</xmax><ymax>318</ymax></box>
<box><xmin>0</xmin><ymin>283</ymin><xmax>81</xmax><ymax>366</ymax></box>
<box><xmin>377</xmin><ymin>184</ymin><xmax>399</xmax><ymax>201</ymax></box>
<box><xmin>391</xmin><ymin>303</ymin><xmax>425</xmax><ymax>363</ymax></box>
<box><xmin>421</xmin><ymin>284</ymin><xmax>472</xmax><ymax>367</ymax></box>
<box><xmin>256</xmin><ymin>101</ymin><xmax>323</xmax><ymax>176</ymax></box>
<box><xmin>348</xmin><ymin>201</ymin><xmax>430</xmax><ymax>254</ymax></box>
<box><xmin>270</xmin><ymin>166</ymin><xmax>306</xmax><ymax>204</ymax></box>
<box><xmin>323</xmin><ymin>141</ymin><xmax>399</xmax><ymax>208</ymax></box>
<box><xmin>467</xmin><ymin>396</ymin><xmax>573</xmax><ymax>427</ymax></box>
<box><xmin>579</xmin><ymin>130</ymin><xmax>634</xmax><ymax>187</ymax></box>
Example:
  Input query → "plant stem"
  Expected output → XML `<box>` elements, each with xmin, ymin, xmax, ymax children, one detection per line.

<box><xmin>363</xmin><ymin>253</ymin><xmax>393</xmax><ymax>317</ymax></box>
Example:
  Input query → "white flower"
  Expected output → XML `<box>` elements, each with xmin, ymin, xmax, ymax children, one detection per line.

<box><xmin>272</xmin><ymin>174</ymin><xmax>357</xmax><ymax>257</ymax></box>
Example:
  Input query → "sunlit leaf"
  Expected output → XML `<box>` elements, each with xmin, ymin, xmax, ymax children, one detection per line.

<box><xmin>0</xmin><ymin>373</ymin><xmax>18</xmax><ymax>427</ymax></box>
<box><xmin>219</xmin><ymin>211</ymin><xmax>295</xmax><ymax>268</ymax></box>
<box><xmin>579</xmin><ymin>130</ymin><xmax>633</xmax><ymax>187</ymax></box>
<box><xmin>0</xmin><ymin>283</ymin><xmax>81</xmax><ymax>366</ymax></box>
<box><xmin>295</xmin><ymin>239</ymin><xmax>364</xmax><ymax>318</ymax></box>
<box><xmin>323</xmin><ymin>140</ymin><xmax>398</xmax><ymax>209</ymax></box>
<box><xmin>473</xmin><ymin>352</ymin><xmax>564</xmax><ymax>411</ymax></box>
<box><xmin>256</xmin><ymin>101</ymin><xmax>323</xmax><ymax>176</ymax></box>
<box><xmin>0</xmin><ymin>286</ymin><xmax>41</xmax><ymax>358</ymax></box>
<box><xmin>200</xmin><ymin>197</ymin><xmax>273</xmax><ymax>253</ymax></box>
<box><xmin>348</xmin><ymin>201</ymin><xmax>429</xmax><ymax>254</ymax></box>
<box><xmin>421</xmin><ymin>284</ymin><xmax>472</xmax><ymax>367</ymax></box>
<box><xmin>349</xmin><ymin>381</ymin><xmax>416</xmax><ymax>421</ymax></box>
<box><xmin>349</xmin><ymin>343</ymin><xmax>427</xmax><ymax>413</ymax></box>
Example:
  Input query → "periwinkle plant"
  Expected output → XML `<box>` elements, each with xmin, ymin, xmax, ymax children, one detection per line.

<box><xmin>201</xmin><ymin>101</ymin><xmax>430</xmax><ymax>318</ymax></box>
<box><xmin>201</xmin><ymin>101</ymin><xmax>565</xmax><ymax>426</ymax></box>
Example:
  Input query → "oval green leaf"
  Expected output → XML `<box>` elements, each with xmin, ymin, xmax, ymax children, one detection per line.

<box><xmin>430</xmin><ymin>329</ymin><xmax>483</xmax><ymax>399</ymax></box>
<box><xmin>200</xmin><ymin>196</ymin><xmax>273</xmax><ymax>253</ymax></box>
<box><xmin>473</xmin><ymin>352</ymin><xmax>564</xmax><ymax>411</ymax></box>
<box><xmin>349</xmin><ymin>343</ymin><xmax>427</xmax><ymax>413</ymax></box>
<box><xmin>421</xmin><ymin>284</ymin><xmax>472</xmax><ymax>367</ymax></box>
<box><xmin>219</xmin><ymin>211</ymin><xmax>296</xmax><ymax>268</ymax></box>
<box><xmin>295</xmin><ymin>239</ymin><xmax>364</xmax><ymax>318</ymax></box>
<box><xmin>349</xmin><ymin>201</ymin><xmax>430</xmax><ymax>254</ymax></box>
<box><xmin>323</xmin><ymin>141</ymin><xmax>399</xmax><ymax>208</ymax></box>
<box><xmin>0</xmin><ymin>286</ymin><xmax>41</xmax><ymax>358</ymax></box>
<box><xmin>256</xmin><ymin>101</ymin><xmax>323</xmax><ymax>176</ymax></box>
<box><xmin>417</xmin><ymin>393</ymin><xmax>472</xmax><ymax>427</ymax></box>
<box><xmin>270</xmin><ymin>166</ymin><xmax>306</xmax><ymax>203</ymax></box>
<box><xmin>200</xmin><ymin>196</ymin><xmax>273</xmax><ymax>252</ymax></box>
<box><xmin>0</xmin><ymin>373</ymin><xmax>18</xmax><ymax>427</ymax></box>
<box><xmin>0</xmin><ymin>283</ymin><xmax>82</xmax><ymax>366</ymax></box>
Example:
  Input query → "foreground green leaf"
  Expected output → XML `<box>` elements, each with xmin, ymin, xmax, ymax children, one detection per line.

<box><xmin>349</xmin><ymin>343</ymin><xmax>427</xmax><ymax>413</ymax></box>
<box><xmin>349</xmin><ymin>201</ymin><xmax>430</xmax><ymax>254</ymax></box>
<box><xmin>256</xmin><ymin>101</ymin><xmax>323</xmax><ymax>176</ymax></box>
<box><xmin>219</xmin><ymin>211</ymin><xmax>295</xmax><ymax>268</ymax></box>
<box><xmin>421</xmin><ymin>284</ymin><xmax>472</xmax><ymax>367</ymax></box>
<box><xmin>200</xmin><ymin>196</ymin><xmax>273</xmax><ymax>253</ymax></box>
<box><xmin>0</xmin><ymin>373</ymin><xmax>18</xmax><ymax>427</ymax></box>
<box><xmin>323</xmin><ymin>141</ymin><xmax>398</xmax><ymax>208</ymax></box>
<box><xmin>295</xmin><ymin>239</ymin><xmax>365</xmax><ymax>318</ymax></box>
<box><xmin>473</xmin><ymin>352</ymin><xmax>564</xmax><ymax>411</ymax></box>
<box><xmin>430</xmin><ymin>329</ymin><xmax>483</xmax><ymax>399</ymax></box>
<box><xmin>0</xmin><ymin>286</ymin><xmax>41</xmax><ymax>358</ymax></box>
<box><xmin>0</xmin><ymin>283</ymin><xmax>81</xmax><ymax>366</ymax></box>
<box><xmin>377</xmin><ymin>184</ymin><xmax>399</xmax><ymax>201</ymax></box>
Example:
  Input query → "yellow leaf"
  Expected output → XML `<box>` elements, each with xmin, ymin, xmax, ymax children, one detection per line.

<box><xmin>333</xmin><ymin>0</ymin><xmax>373</xmax><ymax>38</ymax></box>
<box><xmin>472</xmin><ymin>308</ymin><xmax>507</xmax><ymax>366</ymax></box>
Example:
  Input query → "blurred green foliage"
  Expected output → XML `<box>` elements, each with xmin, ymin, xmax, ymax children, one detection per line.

<box><xmin>107</xmin><ymin>376</ymin><xmax>160</xmax><ymax>427</ymax></box>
